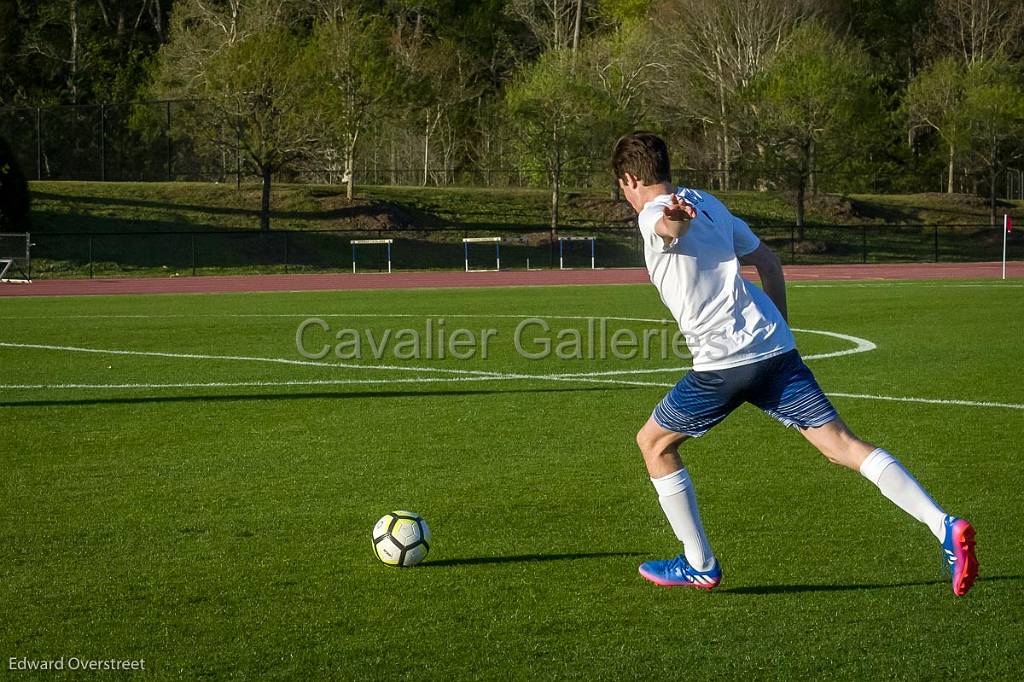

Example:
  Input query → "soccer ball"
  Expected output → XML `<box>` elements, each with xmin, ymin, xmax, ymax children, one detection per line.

<box><xmin>372</xmin><ymin>511</ymin><xmax>431</xmax><ymax>567</ymax></box>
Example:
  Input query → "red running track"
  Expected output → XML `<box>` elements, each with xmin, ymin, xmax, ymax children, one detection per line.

<box><xmin>0</xmin><ymin>261</ymin><xmax>1021</xmax><ymax>297</ymax></box>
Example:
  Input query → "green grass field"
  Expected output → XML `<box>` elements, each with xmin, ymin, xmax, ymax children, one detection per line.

<box><xmin>2</xmin><ymin>280</ymin><xmax>1023</xmax><ymax>679</ymax></box>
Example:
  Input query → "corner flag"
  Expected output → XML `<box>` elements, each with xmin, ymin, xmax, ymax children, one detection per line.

<box><xmin>1003</xmin><ymin>215</ymin><xmax>1011</xmax><ymax>279</ymax></box>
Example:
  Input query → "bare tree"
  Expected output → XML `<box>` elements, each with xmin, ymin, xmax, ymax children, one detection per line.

<box><xmin>656</xmin><ymin>0</ymin><xmax>817</xmax><ymax>190</ymax></box>
<box><xmin>572</xmin><ymin>0</ymin><xmax>584</xmax><ymax>51</ymax></box>
<box><xmin>95</xmin><ymin>0</ymin><xmax>156</xmax><ymax>44</ymax></box>
<box><xmin>585</xmin><ymin>19</ymin><xmax>671</xmax><ymax>196</ymax></box>
<box><xmin>587</xmin><ymin>20</ymin><xmax>669</xmax><ymax>124</ymax></box>
<box><xmin>416</xmin><ymin>42</ymin><xmax>482</xmax><ymax>186</ymax></box>
<box><xmin>507</xmin><ymin>0</ymin><xmax>583</xmax><ymax>51</ymax></box>
<box><xmin>18</xmin><ymin>0</ymin><xmax>84</xmax><ymax>102</ymax></box>
<box><xmin>931</xmin><ymin>0</ymin><xmax>1024</xmax><ymax>65</ymax></box>
<box><xmin>388</xmin><ymin>9</ymin><xmax>483</xmax><ymax>187</ymax></box>
<box><xmin>156</xmin><ymin>0</ymin><xmax>295</xmax><ymax>94</ymax></box>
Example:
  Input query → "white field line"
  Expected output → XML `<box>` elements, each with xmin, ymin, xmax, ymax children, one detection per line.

<box><xmin>0</xmin><ymin>340</ymin><xmax>507</xmax><ymax>376</ymax></box>
<box><xmin>826</xmin><ymin>392</ymin><xmax>1024</xmax><ymax>411</ymax></box>
<box><xmin>547</xmin><ymin>329</ymin><xmax>877</xmax><ymax>378</ymax></box>
<box><xmin>1</xmin><ymin>338</ymin><xmax>1019</xmax><ymax>410</ymax></box>
<box><xmin>0</xmin><ymin>325</ymin><xmax>875</xmax><ymax>386</ymax></box>
<box><xmin>0</xmin><ymin>341</ymin><xmax>666</xmax><ymax>389</ymax></box>
<box><xmin>0</xmin><ymin>377</ymin><xmax>506</xmax><ymax>390</ymax></box>
<box><xmin>790</xmin><ymin>283</ymin><xmax>1024</xmax><ymax>289</ymax></box>
<box><xmin>0</xmin><ymin>313</ymin><xmax>876</xmax><ymax>375</ymax></box>
<box><xmin>0</xmin><ymin>313</ymin><xmax>680</xmax><ymax>322</ymax></box>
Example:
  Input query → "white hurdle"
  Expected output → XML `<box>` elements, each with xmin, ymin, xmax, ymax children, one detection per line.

<box><xmin>350</xmin><ymin>238</ymin><xmax>394</xmax><ymax>274</ymax></box>
<box><xmin>558</xmin><ymin>236</ymin><xmax>596</xmax><ymax>270</ymax></box>
<box><xmin>0</xmin><ymin>232</ymin><xmax>32</xmax><ymax>283</ymax></box>
<box><xmin>463</xmin><ymin>237</ymin><xmax>502</xmax><ymax>272</ymax></box>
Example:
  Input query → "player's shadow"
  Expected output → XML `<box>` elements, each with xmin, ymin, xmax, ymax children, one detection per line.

<box><xmin>720</xmin><ymin>574</ymin><xmax>1021</xmax><ymax>595</ymax></box>
<box><xmin>422</xmin><ymin>551</ymin><xmax>644</xmax><ymax>567</ymax></box>
<box><xmin>0</xmin><ymin>385</ymin><xmax>631</xmax><ymax>409</ymax></box>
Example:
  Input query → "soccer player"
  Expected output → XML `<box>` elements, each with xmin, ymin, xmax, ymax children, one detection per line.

<box><xmin>612</xmin><ymin>132</ymin><xmax>978</xmax><ymax>596</ymax></box>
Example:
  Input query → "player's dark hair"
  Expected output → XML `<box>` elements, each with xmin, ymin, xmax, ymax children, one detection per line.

<box><xmin>612</xmin><ymin>132</ymin><xmax>670</xmax><ymax>185</ymax></box>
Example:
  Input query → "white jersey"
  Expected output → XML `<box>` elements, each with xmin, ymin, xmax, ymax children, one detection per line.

<box><xmin>637</xmin><ymin>187</ymin><xmax>795</xmax><ymax>371</ymax></box>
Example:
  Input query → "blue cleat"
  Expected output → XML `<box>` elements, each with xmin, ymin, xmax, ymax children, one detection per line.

<box><xmin>940</xmin><ymin>515</ymin><xmax>978</xmax><ymax>596</ymax></box>
<box><xmin>639</xmin><ymin>554</ymin><xmax>722</xmax><ymax>590</ymax></box>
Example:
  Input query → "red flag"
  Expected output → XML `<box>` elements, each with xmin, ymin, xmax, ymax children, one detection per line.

<box><xmin>1008</xmin><ymin>215</ymin><xmax>1013</xmax><ymax>233</ymax></box>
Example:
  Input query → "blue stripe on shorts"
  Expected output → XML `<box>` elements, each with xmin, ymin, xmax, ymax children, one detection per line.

<box><xmin>653</xmin><ymin>349</ymin><xmax>837</xmax><ymax>437</ymax></box>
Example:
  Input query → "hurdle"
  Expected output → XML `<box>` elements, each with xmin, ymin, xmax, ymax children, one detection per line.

<box><xmin>558</xmin><ymin>236</ymin><xmax>596</xmax><ymax>270</ymax></box>
<box><xmin>463</xmin><ymin>237</ymin><xmax>501</xmax><ymax>272</ymax></box>
<box><xmin>350</xmin><ymin>238</ymin><xmax>393</xmax><ymax>274</ymax></box>
<box><xmin>0</xmin><ymin>232</ymin><xmax>32</xmax><ymax>283</ymax></box>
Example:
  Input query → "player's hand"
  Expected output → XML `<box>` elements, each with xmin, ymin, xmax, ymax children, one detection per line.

<box><xmin>663</xmin><ymin>194</ymin><xmax>697</xmax><ymax>224</ymax></box>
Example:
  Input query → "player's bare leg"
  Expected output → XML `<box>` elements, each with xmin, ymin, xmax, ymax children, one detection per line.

<box><xmin>635</xmin><ymin>417</ymin><xmax>721</xmax><ymax>588</ymax></box>
<box><xmin>635</xmin><ymin>415</ymin><xmax>688</xmax><ymax>477</ymax></box>
<box><xmin>800</xmin><ymin>416</ymin><xmax>978</xmax><ymax>595</ymax></box>
<box><xmin>798</xmin><ymin>416</ymin><xmax>875</xmax><ymax>470</ymax></box>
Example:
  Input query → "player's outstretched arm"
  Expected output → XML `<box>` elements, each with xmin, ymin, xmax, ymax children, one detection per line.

<box><xmin>740</xmin><ymin>243</ymin><xmax>788</xmax><ymax>322</ymax></box>
<box><xmin>655</xmin><ymin>194</ymin><xmax>697</xmax><ymax>245</ymax></box>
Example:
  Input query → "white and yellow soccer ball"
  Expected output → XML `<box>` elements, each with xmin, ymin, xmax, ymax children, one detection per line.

<box><xmin>372</xmin><ymin>511</ymin><xmax>431</xmax><ymax>567</ymax></box>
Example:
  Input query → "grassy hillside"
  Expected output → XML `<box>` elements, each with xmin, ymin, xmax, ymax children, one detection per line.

<box><xmin>28</xmin><ymin>181</ymin><xmax>1022</xmax><ymax>233</ymax></box>
<box><xmin>12</xmin><ymin>181</ymin><xmax>1023</xmax><ymax>278</ymax></box>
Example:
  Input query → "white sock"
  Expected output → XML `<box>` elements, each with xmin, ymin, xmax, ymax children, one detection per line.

<box><xmin>859</xmin><ymin>448</ymin><xmax>947</xmax><ymax>541</ymax></box>
<box><xmin>650</xmin><ymin>468</ymin><xmax>715</xmax><ymax>571</ymax></box>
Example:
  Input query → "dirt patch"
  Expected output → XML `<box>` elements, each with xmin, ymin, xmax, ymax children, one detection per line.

<box><xmin>913</xmin><ymin>192</ymin><xmax>992</xmax><ymax>208</ymax></box>
<box><xmin>796</xmin><ymin>193</ymin><xmax>859</xmax><ymax>221</ymax></box>
<box><xmin>793</xmin><ymin>240</ymin><xmax>856</xmax><ymax>256</ymax></box>
<box><xmin>502</xmin><ymin>231</ymin><xmax>555</xmax><ymax>246</ymax></box>
<box><xmin>565</xmin><ymin>194</ymin><xmax>635</xmax><ymax>225</ymax></box>
<box><xmin>261</xmin><ymin>193</ymin><xmax>439</xmax><ymax>230</ymax></box>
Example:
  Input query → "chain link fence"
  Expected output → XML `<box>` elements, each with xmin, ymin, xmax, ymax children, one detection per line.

<box><xmin>15</xmin><ymin>223</ymin><xmax>1017</xmax><ymax>280</ymax></box>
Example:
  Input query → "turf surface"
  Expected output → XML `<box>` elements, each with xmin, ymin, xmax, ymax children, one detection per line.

<box><xmin>1</xmin><ymin>280</ymin><xmax>1023</xmax><ymax>679</ymax></box>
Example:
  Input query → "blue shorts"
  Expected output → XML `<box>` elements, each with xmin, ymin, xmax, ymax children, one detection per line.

<box><xmin>653</xmin><ymin>349</ymin><xmax>838</xmax><ymax>437</ymax></box>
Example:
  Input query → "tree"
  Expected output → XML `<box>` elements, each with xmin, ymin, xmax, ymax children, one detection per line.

<box><xmin>389</xmin><ymin>11</ymin><xmax>484</xmax><ymax>187</ymax></box>
<box><xmin>584</xmin><ymin>16</ymin><xmax>667</xmax><ymax>197</ymax></box>
<box><xmin>308</xmin><ymin>9</ymin><xmax>401</xmax><ymax>200</ymax></box>
<box><xmin>961</xmin><ymin>59</ymin><xmax>1024</xmax><ymax>224</ymax></box>
<box><xmin>210</xmin><ymin>30</ymin><xmax>314</xmax><ymax>230</ymax></box>
<box><xmin>929</xmin><ymin>0</ymin><xmax>1024</xmax><ymax>65</ymax></box>
<box><xmin>585</xmin><ymin>16</ymin><xmax>665</xmax><ymax>129</ymax></box>
<box><xmin>655</xmin><ymin>0</ymin><xmax>816</xmax><ymax>190</ymax></box>
<box><xmin>842</xmin><ymin>0</ymin><xmax>931</xmax><ymax>86</ymax></box>
<box><xmin>902</xmin><ymin>57</ymin><xmax>970</xmax><ymax>193</ymax></box>
<box><xmin>506</xmin><ymin>0</ymin><xmax>597</xmax><ymax>54</ymax></box>
<box><xmin>506</xmin><ymin>47</ymin><xmax>622</xmax><ymax>238</ymax></box>
<box><xmin>8</xmin><ymin>0</ymin><xmax>166</xmax><ymax>105</ymax></box>
<box><xmin>596</xmin><ymin>0</ymin><xmax>652</xmax><ymax>25</ymax></box>
<box><xmin>155</xmin><ymin>1</ymin><xmax>316</xmax><ymax>230</ymax></box>
<box><xmin>748</xmin><ymin>21</ymin><xmax>881</xmax><ymax>231</ymax></box>
<box><xmin>416</xmin><ymin>41</ymin><xmax>482</xmax><ymax>186</ymax></box>
<box><xmin>17</xmin><ymin>0</ymin><xmax>86</xmax><ymax>103</ymax></box>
